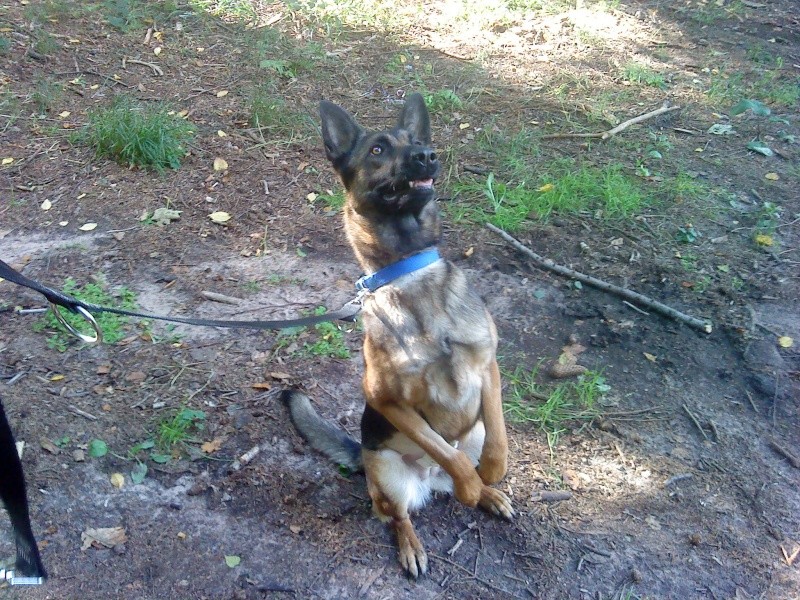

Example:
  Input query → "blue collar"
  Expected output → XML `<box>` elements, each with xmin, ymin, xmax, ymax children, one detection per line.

<box><xmin>355</xmin><ymin>248</ymin><xmax>441</xmax><ymax>293</ymax></box>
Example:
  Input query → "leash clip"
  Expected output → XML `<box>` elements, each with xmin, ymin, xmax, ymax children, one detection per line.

<box><xmin>49</xmin><ymin>303</ymin><xmax>103</xmax><ymax>344</ymax></box>
<box><xmin>1</xmin><ymin>569</ymin><xmax>44</xmax><ymax>586</ymax></box>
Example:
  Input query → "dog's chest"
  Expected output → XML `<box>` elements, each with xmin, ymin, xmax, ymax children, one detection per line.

<box><xmin>361</xmin><ymin>266</ymin><xmax>495</xmax><ymax>406</ymax></box>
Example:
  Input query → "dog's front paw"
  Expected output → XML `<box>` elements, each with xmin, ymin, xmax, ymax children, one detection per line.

<box><xmin>477</xmin><ymin>454</ymin><xmax>507</xmax><ymax>485</ymax></box>
<box><xmin>453</xmin><ymin>473</ymin><xmax>483</xmax><ymax>507</ymax></box>
<box><xmin>479</xmin><ymin>485</ymin><xmax>514</xmax><ymax>520</ymax></box>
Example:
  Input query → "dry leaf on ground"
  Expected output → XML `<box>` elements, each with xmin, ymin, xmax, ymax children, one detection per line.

<box><xmin>81</xmin><ymin>526</ymin><xmax>127</xmax><ymax>550</ymax></box>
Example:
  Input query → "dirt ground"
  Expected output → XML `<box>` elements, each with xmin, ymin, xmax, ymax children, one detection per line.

<box><xmin>1</xmin><ymin>1</ymin><xmax>799</xmax><ymax>599</ymax></box>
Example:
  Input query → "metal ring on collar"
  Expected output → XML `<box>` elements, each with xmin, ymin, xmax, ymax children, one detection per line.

<box><xmin>49</xmin><ymin>303</ymin><xmax>103</xmax><ymax>344</ymax></box>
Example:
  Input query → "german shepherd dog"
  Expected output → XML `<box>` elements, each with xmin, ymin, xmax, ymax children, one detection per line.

<box><xmin>282</xmin><ymin>93</ymin><xmax>513</xmax><ymax>578</ymax></box>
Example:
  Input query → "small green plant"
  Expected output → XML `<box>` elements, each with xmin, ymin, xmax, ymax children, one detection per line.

<box><xmin>303</xmin><ymin>307</ymin><xmax>350</xmax><ymax>359</ymax></box>
<box><xmin>503</xmin><ymin>364</ymin><xmax>606</xmax><ymax>452</ymax></box>
<box><xmin>32</xmin><ymin>31</ymin><xmax>60</xmax><ymax>56</ymax></box>
<box><xmin>754</xmin><ymin>201</ymin><xmax>781</xmax><ymax>235</ymax></box>
<box><xmin>32</xmin><ymin>79</ymin><xmax>63</xmax><ymax>114</ymax></box>
<box><xmin>24</xmin><ymin>0</ymin><xmax>77</xmax><ymax>22</ymax></box>
<box><xmin>156</xmin><ymin>408</ymin><xmax>206</xmax><ymax>457</ymax></box>
<box><xmin>622</xmin><ymin>62</ymin><xmax>667</xmax><ymax>89</ymax></box>
<box><xmin>33</xmin><ymin>277</ymin><xmax>137</xmax><ymax>351</ymax></box>
<box><xmin>676</xmin><ymin>224</ymin><xmax>701</xmax><ymax>244</ymax></box>
<box><xmin>423</xmin><ymin>89</ymin><xmax>463</xmax><ymax>113</ymax></box>
<box><xmin>0</xmin><ymin>37</ymin><xmax>11</xmax><ymax>55</ymax></box>
<box><xmin>88</xmin><ymin>439</ymin><xmax>109</xmax><ymax>458</ymax></box>
<box><xmin>316</xmin><ymin>189</ymin><xmax>346</xmax><ymax>211</ymax></box>
<box><xmin>81</xmin><ymin>96</ymin><xmax>195</xmax><ymax>171</ymax></box>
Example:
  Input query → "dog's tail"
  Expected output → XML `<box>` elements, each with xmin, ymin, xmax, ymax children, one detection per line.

<box><xmin>280</xmin><ymin>389</ymin><xmax>362</xmax><ymax>471</ymax></box>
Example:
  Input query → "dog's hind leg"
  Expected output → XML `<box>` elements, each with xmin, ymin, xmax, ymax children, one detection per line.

<box><xmin>363</xmin><ymin>448</ymin><xmax>430</xmax><ymax>578</ymax></box>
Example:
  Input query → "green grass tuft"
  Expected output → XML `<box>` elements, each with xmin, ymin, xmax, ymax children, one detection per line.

<box><xmin>81</xmin><ymin>97</ymin><xmax>195</xmax><ymax>171</ymax></box>
<box><xmin>503</xmin><ymin>364</ymin><xmax>606</xmax><ymax>451</ymax></box>
<box><xmin>621</xmin><ymin>62</ymin><xmax>667</xmax><ymax>89</ymax></box>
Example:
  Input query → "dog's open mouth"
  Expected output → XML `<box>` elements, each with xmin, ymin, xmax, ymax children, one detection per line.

<box><xmin>409</xmin><ymin>179</ymin><xmax>434</xmax><ymax>189</ymax></box>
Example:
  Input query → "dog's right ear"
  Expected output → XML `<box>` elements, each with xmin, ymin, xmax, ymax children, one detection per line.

<box><xmin>319</xmin><ymin>100</ymin><xmax>362</xmax><ymax>165</ymax></box>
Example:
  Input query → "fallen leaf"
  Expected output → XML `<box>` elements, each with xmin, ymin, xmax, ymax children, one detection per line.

<box><xmin>201</xmin><ymin>438</ymin><xmax>224</xmax><ymax>454</ymax></box>
<box><xmin>1</xmin><ymin>157</ymin><xmax>13</xmax><ymax>165</ymax></box>
<box><xmin>131</xmin><ymin>462</ymin><xmax>147</xmax><ymax>484</ymax></box>
<box><xmin>40</xmin><ymin>437</ymin><xmax>61</xmax><ymax>455</ymax></box>
<box><xmin>217</xmin><ymin>129</ymin><xmax>227</xmax><ymax>137</ymax></box>
<box><xmin>81</xmin><ymin>526</ymin><xmax>127</xmax><ymax>550</ymax></box>
<box><xmin>778</xmin><ymin>336</ymin><xmax>793</xmax><ymax>348</ymax></box>
<box><xmin>125</xmin><ymin>371</ymin><xmax>146</xmax><ymax>383</ymax></box>
<box><xmin>216</xmin><ymin>90</ymin><xmax>229</xmax><ymax>98</ymax></box>
<box><xmin>306</xmin><ymin>192</ymin><xmax>318</xmax><ymax>202</ymax></box>
<box><xmin>644</xmin><ymin>352</ymin><xmax>657</xmax><ymax>362</ymax></box>
<box><xmin>59</xmin><ymin>221</ymin><xmax>69</xmax><ymax>226</ymax></box>
<box><xmin>537</xmin><ymin>183</ymin><xmax>554</xmax><ymax>193</ymax></box>
<box><xmin>50</xmin><ymin>373</ymin><xmax>65</xmax><ymax>381</ymax></box>
<box><xmin>459</xmin><ymin>122</ymin><xmax>470</xmax><ymax>130</ymax></box>
<box><xmin>96</xmin><ymin>364</ymin><xmax>112</xmax><ymax>375</ymax></box>
<box><xmin>251</xmin><ymin>382</ymin><xmax>272</xmax><ymax>390</ymax></box>
<box><xmin>38</xmin><ymin>198</ymin><xmax>52</xmax><ymax>211</ymax></box>
<box><xmin>270</xmin><ymin>372</ymin><xmax>292</xmax><ymax>381</ymax></box>
<box><xmin>764</xmin><ymin>172</ymin><xmax>779</xmax><ymax>181</ymax></box>
<box><xmin>755</xmin><ymin>234</ymin><xmax>773</xmax><ymax>247</ymax></box>
<box><xmin>59</xmin><ymin>110</ymin><xmax>71</xmax><ymax>118</ymax></box>
<box><xmin>213</xmin><ymin>157</ymin><xmax>228</xmax><ymax>171</ymax></box>
<box><xmin>150</xmin><ymin>207</ymin><xmax>181</xmax><ymax>225</ymax></box>
<box><xmin>289</xmin><ymin>524</ymin><xmax>303</xmax><ymax>534</ymax></box>
<box><xmin>463</xmin><ymin>246</ymin><xmax>474</xmax><ymax>258</ymax></box>
<box><xmin>79</xmin><ymin>222</ymin><xmax>98</xmax><ymax>231</ymax></box>
<box><xmin>208</xmin><ymin>211</ymin><xmax>231</xmax><ymax>224</ymax></box>
<box><xmin>88</xmin><ymin>439</ymin><xmax>108</xmax><ymax>458</ymax></box>
<box><xmin>153</xmin><ymin>46</ymin><xmax>162</xmax><ymax>56</ymax></box>
<box><xmin>110</xmin><ymin>473</ymin><xmax>125</xmax><ymax>488</ymax></box>
<box><xmin>224</xmin><ymin>555</ymin><xmax>241</xmax><ymax>568</ymax></box>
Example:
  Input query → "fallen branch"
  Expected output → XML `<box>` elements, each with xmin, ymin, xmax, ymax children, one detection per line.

<box><xmin>485</xmin><ymin>224</ymin><xmax>713</xmax><ymax>333</ymax></box>
<box><xmin>682</xmin><ymin>404</ymin><xmax>709</xmax><ymax>441</ymax></box>
<box><xmin>200</xmin><ymin>290</ymin><xmax>241</xmax><ymax>305</ymax></box>
<box><xmin>542</xmin><ymin>101</ymin><xmax>681</xmax><ymax>141</ymax></box>
<box><xmin>767</xmin><ymin>438</ymin><xmax>800</xmax><ymax>469</ymax></box>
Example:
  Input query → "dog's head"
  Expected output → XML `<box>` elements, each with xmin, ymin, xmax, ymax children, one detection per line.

<box><xmin>319</xmin><ymin>94</ymin><xmax>440</xmax><ymax>217</ymax></box>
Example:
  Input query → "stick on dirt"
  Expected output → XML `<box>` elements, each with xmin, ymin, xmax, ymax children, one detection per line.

<box><xmin>767</xmin><ymin>438</ymin><xmax>800</xmax><ymax>469</ymax></box>
<box><xmin>542</xmin><ymin>101</ymin><xmax>681</xmax><ymax>140</ymax></box>
<box><xmin>682</xmin><ymin>404</ymin><xmax>709</xmax><ymax>441</ymax></box>
<box><xmin>486</xmin><ymin>224</ymin><xmax>713</xmax><ymax>333</ymax></box>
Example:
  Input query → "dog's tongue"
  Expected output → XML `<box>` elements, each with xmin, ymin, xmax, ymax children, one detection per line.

<box><xmin>410</xmin><ymin>179</ymin><xmax>434</xmax><ymax>189</ymax></box>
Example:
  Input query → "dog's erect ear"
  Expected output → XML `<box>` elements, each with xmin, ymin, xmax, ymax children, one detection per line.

<box><xmin>397</xmin><ymin>93</ymin><xmax>431</xmax><ymax>146</ymax></box>
<box><xmin>319</xmin><ymin>100</ymin><xmax>363</xmax><ymax>164</ymax></box>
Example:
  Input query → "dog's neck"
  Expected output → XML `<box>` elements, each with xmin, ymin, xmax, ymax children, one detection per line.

<box><xmin>344</xmin><ymin>201</ymin><xmax>441</xmax><ymax>274</ymax></box>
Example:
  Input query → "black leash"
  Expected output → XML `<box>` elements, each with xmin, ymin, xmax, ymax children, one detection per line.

<box><xmin>0</xmin><ymin>258</ymin><xmax>363</xmax><ymax>342</ymax></box>
<box><xmin>0</xmin><ymin>399</ymin><xmax>46</xmax><ymax>585</ymax></box>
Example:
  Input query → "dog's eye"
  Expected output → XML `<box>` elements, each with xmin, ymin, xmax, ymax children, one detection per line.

<box><xmin>370</xmin><ymin>145</ymin><xmax>383</xmax><ymax>155</ymax></box>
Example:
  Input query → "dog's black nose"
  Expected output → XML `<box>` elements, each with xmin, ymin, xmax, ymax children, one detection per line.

<box><xmin>412</xmin><ymin>148</ymin><xmax>437</xmax><ymax>166</ymax></box>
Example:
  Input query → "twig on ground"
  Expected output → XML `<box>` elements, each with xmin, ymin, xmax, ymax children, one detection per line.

<box><xmin>124</xmin><ymin>58</ymin><xmax>164</xmax><ymax>76</ymax></box>
<box><xmin>767</xmin><ymin>438</ymin><xmax>800</xmax><ymax>469</ymax></box>
<box><xmin>68</xmin><ymin>405</ymin><xmax>97</xmax><ymax>421</ymax></box>
<box><xmin>486</xmin><ymin>223</ymin><xmax>713</xmax><ymax>333</ymax></box>
<box><xmin>745</xmin><ymin>390</ymin><xmax>760</xmax><ymax>414</ymax></box>
<box><xmin>534</xmin><ymin>490</ymin><xmax>573</xmax><ymax>502</ymax></box>
<box><xmin>542</xmin><ymin>101</ymin><xmax>681</xmax><ymax>140</ymax></box>
<box><xmin>462</xmin><ymin>165</ymin><xmax>488</xmax><ymax>175</ymax></box>
<box><xmin>682</xmin><ymin>404</ymin><xmax>709</xmax><ymax>441</ymax></box>
<box><xmin>664</xmin><ymin>473</ymin><xmax>693</xmax><ymax>487</ymax></box>
<box><xmin>200</xmin><ymin>290</ymin><xmax>241</xmax><ymax>305</ymax></box>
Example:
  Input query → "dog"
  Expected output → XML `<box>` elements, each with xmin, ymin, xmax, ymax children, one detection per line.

<box><xmin>282</xmin><ymin>93</ymin><xmax>513</xmax><ymax>578</ymax></box>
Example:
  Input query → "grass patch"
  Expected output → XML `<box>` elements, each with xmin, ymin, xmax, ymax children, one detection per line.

<box><xmin>708</xmin><ymin>68</ymin><xmax>799</xmax><ymax>108</ymax></box>
<box><xmin>31</xmin><ymin>78</ymin><xmax>63</xmax><ymax>115</ymax></box>
<box><xmin>316</xmin><ymin>188</ymin><xmax>346</xmax><ymax>211</ymax></box>
<box><xmin>80</xmin><ymin>96</ymin><xmax>195</xmax><ymax>171</ymax></box>
<box><xmin>33</xmin><ymin>277</ymin><xmax>136</xmax><ymax>352</ymax></box>
<box><xmin>272</xmin><ymin>307</ymin><xmax>351</xmax><ymax>359</ymax></box>
<box><xmin>0</xmin><ymin>37</ymin><xmax>11</xmax><ymax>55</ymax></box>
<box><xmin>249</xmin><ymin>85</ymin><xmax>313</xmax><ymax>140</ymax></box>
<box><xmin>102</xmin><ymin>0</ymin><xmax>181</xmax><ymax>32</ymax></box>
<box><xmin>621</xmin><ymin>62</ymin><xmax>666</xmax><ymax>89</ymax></box>
<box><xmin>453</xmin><ymin>160</ymin><xmax>646</xmax><ymax>230</ymax></box>
<box><xmin>503</xmin><ymin>364</ymin><xmax>606</xmax><ymax>451</ymax></box>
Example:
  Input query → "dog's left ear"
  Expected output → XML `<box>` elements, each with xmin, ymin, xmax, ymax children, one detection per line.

<box><xmin>397</xmin><ymin>93</ymin><xmax>432</xmax><ymax>146</ymax></box>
